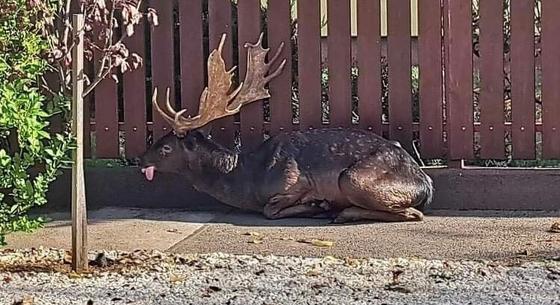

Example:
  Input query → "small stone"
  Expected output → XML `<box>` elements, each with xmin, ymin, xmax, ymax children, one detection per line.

<box><xmin>91</xmin><ymin>253</ymin><xmax>111</xmax><ymax>268</ymax></box>
<box><xmin>208</xmin><ymin>286</ymin><xmax>222</xmax><ymax>292</ymax></box>
<box><xmin>549</xmin><ymin>221</ymin><xmax>560</xmax><ymax>233</ymax></box>
<box><xmin>12</xmin><ymin>296</ymin><xmax>34</xmax><ymax>305</ymax></box>
<box><xmin>548</xmin><ymin>273</ymin><xmax>560</xmax><ymax>281</ymax></box>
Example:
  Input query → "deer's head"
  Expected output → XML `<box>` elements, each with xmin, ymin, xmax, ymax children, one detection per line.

<box><xmin>139</xmin><ymin>33</ymin><xmax>286</xmax><ymax>181</ymax></box>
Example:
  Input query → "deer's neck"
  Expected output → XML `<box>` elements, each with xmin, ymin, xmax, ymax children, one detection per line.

<box><xmin>185</xmin><ymin>146</ymin><xmax>262</xmax><ymax>212</ymax></box>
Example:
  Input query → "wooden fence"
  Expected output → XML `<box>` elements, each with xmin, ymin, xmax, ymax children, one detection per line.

<box><xmin>84</xmin><ymin>0</ymin><xmax>549</xmax><ymax>163</ymax></box>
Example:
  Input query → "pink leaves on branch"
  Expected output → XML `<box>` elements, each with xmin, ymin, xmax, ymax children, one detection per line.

<box><xmin>44</xmin><ymin>0</ymin><xmax>158</xmax><ymax>96</ymax></box>
<box><xmin>147</xmin><ymin>8</ymin><xmax>158</xmax><ymax>27</ymax></box>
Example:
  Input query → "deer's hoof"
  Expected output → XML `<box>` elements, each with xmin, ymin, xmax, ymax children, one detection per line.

<box><xmin>263</xmin><ymin>205</ymin><xmax>281</xmax><ymax>219</ymax></box>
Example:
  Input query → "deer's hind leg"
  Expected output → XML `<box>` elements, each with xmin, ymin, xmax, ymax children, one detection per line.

<box><xmin>332</xmin><ymin>206</ymin><xmax>423</xmax><ymax>223</ymax></box>
<box><xmin>264</xmin><ymin>203</ymin><xmax>330</xmax><ymax>220</ymax></box>
<box><xmin>335</xmin><ymin>157</ymin><xmax>425</xmax><ymax>223</ymax></box>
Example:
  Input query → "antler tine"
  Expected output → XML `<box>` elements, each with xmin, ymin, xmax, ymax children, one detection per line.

<box><xmin>164</xmin><ymin>87</ymin><xmax>177</xmax><ymax>115</ymax></box>
<box><xmin>152</xmin><ymin>87</ymin><xmax>176</xmax><ymax>127</ymax></box>
<box><xmin>265</xmin><ymin>58</ymin><xmax>287</xmax><ymax>83</ymax></box>
<box><xmin>267</xmin><ymin>41</ymin><xmax>285</xmax><ymax>68</ymax></box>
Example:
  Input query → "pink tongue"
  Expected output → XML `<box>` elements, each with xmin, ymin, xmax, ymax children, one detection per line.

<box><xmin>144</xmin><ymin>166</ymin><xmax>155</xmax><ymax>181</ymax></box>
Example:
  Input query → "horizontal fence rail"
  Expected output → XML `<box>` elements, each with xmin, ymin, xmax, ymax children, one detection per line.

<box><xmin>75</xmin><ymin>0</ymin><xmax>550</xmax><ymax>166</ymax></box>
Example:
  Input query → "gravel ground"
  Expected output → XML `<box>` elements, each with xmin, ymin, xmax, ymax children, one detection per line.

<box><xmin>0</xmin><ymin>248</ymin><xmax>559</xmax><ymax>305</ymax></box>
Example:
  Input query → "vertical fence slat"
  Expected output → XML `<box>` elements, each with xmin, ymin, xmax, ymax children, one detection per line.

<box><xmin>297</xmin><ymin>0</ymin><xmax>322</xmax><ymax>129</ymax></box>
<box><xmin>479</xmin><ymin>0</ymin><xmax>504</xmax><ymax>159</ymax></box>
<box><xmin>179</xmin><ymin>0</ymin><xmax>204</xmax><ymax>119</ymax></box>
<box><xmin>541</xmin><ymin>1</ymin><xmax>560</xmax><ymax>158</ymax></box>
<box><xmin>208</xmin><ymin>0</ymin><xmax>235</xmax><ymax>147</ymax></box>
<box><xmin>387</xmin><ymin>0</ymin><xmax>412</xmax><ymax>150</ymax></box>
<box><xmin>357</xmin><ymin>0</ymin><xmax>382</xmax><ymax>133</ymax></box>
<box><xmin>445</xmin><ymin>0</ymin><xmax>473</xmax><ymax>160</ymax></box>
<box><xmin>418</xmin><ymin>0</ymin><xmax>444</xmax><ymax>158</ymax></box>
<box><xmin>238</xmin><ymin>0</ymin><xmax>263</xmax><ymax>150</ymax></box>
<box><xmin>511</xmin><ymin>0</ymin><xmax>535</xmax><ymax>159</ymax></box>
<box><xmin>268</xmin><ymin>0</ymin><xmax>293</xmax><ymax>136</ymax></box>
<box><xmin>94</xmin><ymin>52</ymin><xmax>119</xmax><ymax>158</ymax></box>
<box><xmin>327</xmin><ymin>0</ymin><xmax>352</xmax><ymax>127</ymax></box>
<box><xmin>150</xmin><ymin>0</ymin><xmax>174</xmax><ymax>141</ymax></box>
<box><xmin>510</xmin><ymin>0</ymin><xmax>535</xmax><ymax>159</ymax></box>
<box><xmin>123</xmin><ymin>19</ymin><xmax>147</xmax><ymax>158</ymax></box>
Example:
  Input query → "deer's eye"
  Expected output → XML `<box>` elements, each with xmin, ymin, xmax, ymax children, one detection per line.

<box><xmin>161</xmin><ymin>145</ymin><xmax>173</xmax><ymax>154</ymax></box>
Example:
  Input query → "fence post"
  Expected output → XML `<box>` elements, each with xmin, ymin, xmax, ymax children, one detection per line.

<box><xmin>71</xmin><ymin>13</ymin><xmax>88</xmax><ymax>272</ymax></box>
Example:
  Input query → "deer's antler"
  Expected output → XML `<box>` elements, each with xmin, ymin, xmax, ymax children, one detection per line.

<box><xmin>152</xmin><ymin>33</ymin><xmax>286</xmax><ymax>137</ymax></box>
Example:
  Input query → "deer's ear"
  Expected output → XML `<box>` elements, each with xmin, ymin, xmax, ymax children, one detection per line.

<box><xmin>182</xmin><ymin>134</ymin><xmax>196</xmax><ymax>150</ymax></box>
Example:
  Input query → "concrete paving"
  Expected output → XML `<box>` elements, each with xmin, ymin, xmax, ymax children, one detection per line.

<box><xmin>4</xmin><ymin>208</ymin><xmax>560</xmax><ymax>261</ymax></box>
<box><xmin>4</xmin><ymin>208</ymin><xmax>216</xmax><ymax>252</ymax></box>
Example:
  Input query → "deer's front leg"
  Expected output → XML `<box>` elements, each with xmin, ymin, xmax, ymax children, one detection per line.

<box><xmin>263</xmin><ymin>193</ymin><xmax>303</xmax><ymax>218</ymax></box>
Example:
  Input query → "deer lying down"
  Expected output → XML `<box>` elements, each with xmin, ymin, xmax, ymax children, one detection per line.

<box><xmin>139</xmin><ymin>33</ymin><xmax>434</xmax><ymax>223</ymax></box>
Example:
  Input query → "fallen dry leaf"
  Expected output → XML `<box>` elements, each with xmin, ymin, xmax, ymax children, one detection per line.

<box><xmin>298</xmin><ymin>239</ymin><xmax>334</xmax><ymax>247</ymax></box>
<box><xmin>243</xmin><ymin>232</ymin><xmax>262</xmax><ymax>238</ymax></box>
<box><xmin>549</xmin><ymin>222</ymin><xmax>560</xmax><ymax>233</ymax></box>
<box><xmin>67</xmin><ymin>272</ymin><xmax>83</xmax><ymax>279</ymax></box>
<box><xmin>304</xmin><ymin>268</ymin><xmax>322</xmax><ymax>276</ymax></box>
<box><xmin>169</xmin><ymin>273</ymin><xmax>186</xmax><ymax>284</ymax></box>
<box><xmin>311</xmin><ymin>239</ymin><xmax>334</xmax><ymax>247</ymax></box>
<box><xmin>322</xmin><ymin>255</ymin><xmax>338</xmax><ymax>263</ymax></box>
<box><xmin>344</xmin><ymin>258</ymin><xmax>360</xmax><ymax>268</ymax></box>
<box><xmin>248</xmin><ymin>239</ymin><xmax>263</xmax><ymax>244</ymax></box>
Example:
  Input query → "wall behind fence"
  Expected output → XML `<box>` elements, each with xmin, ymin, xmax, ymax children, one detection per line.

<box><xmin>84</xmin><ymin>0</ymin><xmax>548</xmax><ymax>165</ymax></box>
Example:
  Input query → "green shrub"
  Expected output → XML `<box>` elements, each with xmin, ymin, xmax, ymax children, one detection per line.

<box><xmin>0</xmin><ymin>0</ymin><xmax>73</xmax><ymax>245</ymax></box>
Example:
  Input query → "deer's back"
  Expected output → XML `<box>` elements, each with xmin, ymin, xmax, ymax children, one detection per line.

<box><xmin>261</xmin><ymin>128</ymin><xmax>405</xmax><ymax>168</ymax></box>
<box><xmin>252</xmin><ymin>128</ymin><xmax>422</xmax><ymax>204</ymax></box>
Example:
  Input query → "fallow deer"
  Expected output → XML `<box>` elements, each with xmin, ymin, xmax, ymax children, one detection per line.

<box><xmin>139</xmin><ymin>33</ymin><xmax>434</xmax><ymax>223</ymax></box>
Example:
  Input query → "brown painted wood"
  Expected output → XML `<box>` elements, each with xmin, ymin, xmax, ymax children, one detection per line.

<box><xmin>479</xmin><ymin>0</ymin><xmax>505</xmax><ymax>159</ymax></box>
<box><xmin>123</xmin><ymin>18</ymin><xmax>147</xmax><ymax>158</ymax></box>
<box><xmin>510</xmin><ymin>0</ymin><xmax>535</xmax><ymax>159</ymax></box>
<box><xmin>297</xmin><ymin>0</ymin><xmax>322</xmax><ymax>129</ymax></box>
<box><xmin>208</xmin><ymin>0</ymin><xmax>235</xmax><ymax>148</ymax></box>
<box><xmin>418</xmin><ymin>0</ymin><xmax>444</xmax><ymax>158</ymax></box>
<box><xmin>445</xmin><ymin>0</ymin><xmax>473</xmax><ymax>160</ymax></box>
<box><xmin>238</xmin><ymin>0</ymin><xmax>263</xmax><ymax>150</ymax></box>
<box><xmin>327</xmin><ymin>0</ymin><xmax>352</xmax><ymax>127</ymax></box>
<box><xmin>356</xmin><ymin>0</ymin><xmax>382</xmax><ymax>134</ymax></box>
<box><xmin>149</xmin><ymin>0</ymin><xmax>175</xmax><ymax>141</ymax></box>
<box><xmin>267</xmin><ymin>0</ymin><xmax>293</xmax><ymax>136</ymax></box>
<box><xmin>93</xmin><ymin>26</ymin><xmax>119</xmax><ymax>158</ymax></box>
<box><xmin>387</xmin><ymin>0</ymin><xmax>412</xmax><ymax>150</ymax></box>
<box><xmin>92</xmin><ymin>79</ymin><xmax>118</xmax><ymax>158</ymax></box>
<box><xmin>179</xmin><ymin>0</ymin><xmax>204</xmax><ymax>119</ymax></box>
<box><xmin>541</xmin><ymin>1</ymin><xmax>560</xmax><ymax>158</ymax></box>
